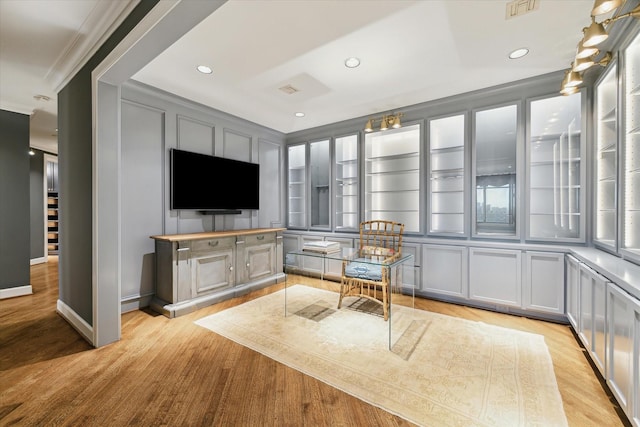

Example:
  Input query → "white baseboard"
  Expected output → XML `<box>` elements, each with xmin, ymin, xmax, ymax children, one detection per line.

<box><xmin>0</xmin><ymin>285</ymin><xmax>33</xmax><ymax>299</ymax></box>
<box><xmin>121</xmin><ymin>293</ymin><xmax>154</xmax><ymax>314</ymax></box>
<box><xmin>57</xmin><ymin>299</ymin><xmax>94</xmax><ymax>346</ymax></box>
<box><xmin>30</xmin><ymin>257</ymin><xmax>47</xmax><ymax>265</ymax></box>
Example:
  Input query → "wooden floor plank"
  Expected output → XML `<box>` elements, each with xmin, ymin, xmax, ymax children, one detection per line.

<box><xmin>0</xmin><ymin>258</ymin><xmax>626</xmax><ymax>426</ymax></box>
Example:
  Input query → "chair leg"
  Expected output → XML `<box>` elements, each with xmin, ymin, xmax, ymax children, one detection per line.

<box><xmin>338</xmin><ymin>278</ymin><xmax>348</xmax><ymax>309</ymax></box>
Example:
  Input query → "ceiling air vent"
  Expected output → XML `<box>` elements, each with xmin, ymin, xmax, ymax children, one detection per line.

<box><xmin>506</xmin><ymin>0</ymin><xmax>539</xmax><ymax>19</ymax></box>
<box><xmin>278</xmin><ymin>84</ymin><xmax>300</xmax><ymax>95</ymax></box>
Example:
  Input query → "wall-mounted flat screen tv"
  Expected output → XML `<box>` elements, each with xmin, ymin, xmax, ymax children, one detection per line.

<box><xmin>170</xmin><ymin>148</ymin><xmax>259</xmax><ymax>211</ymax></box>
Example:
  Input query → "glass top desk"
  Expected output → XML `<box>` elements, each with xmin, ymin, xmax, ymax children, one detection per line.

<box><xmin>284</xmin><ymin>248</ymin><xmax>416</xmax><ymax>351</ymax></box>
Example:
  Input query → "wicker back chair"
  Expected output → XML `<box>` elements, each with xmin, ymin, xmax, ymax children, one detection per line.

<box><xmin>337</xmin><ymin>220</ymin><xmax>404</xmax><ymax>320</ymax></box>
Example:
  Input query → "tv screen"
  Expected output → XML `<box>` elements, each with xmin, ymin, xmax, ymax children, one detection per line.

<box><xmin>170</xmin><ymin>149</ymin><xmax>259</xmax><ymax>210</ymax></box>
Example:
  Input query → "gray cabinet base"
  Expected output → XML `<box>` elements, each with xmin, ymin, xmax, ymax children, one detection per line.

<box><xmin>151</xmin><ymin>273</ymin><xmax>285</xmax><ymax>318</ymax></box>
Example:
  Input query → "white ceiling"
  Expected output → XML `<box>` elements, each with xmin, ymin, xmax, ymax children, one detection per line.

<box><xmin>0</xmin><ymin>0</ymin><xmax>138</xmax><ymax>153</ymax></box>
<box><xmin>0</xmin><ymin>0</ymin><xmax>605</xmax><ymax>152</ymax></box>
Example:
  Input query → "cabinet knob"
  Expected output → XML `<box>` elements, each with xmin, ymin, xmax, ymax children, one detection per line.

<box><xmin>246</xmin><ymin>263</ymin><xmax>250</xmax><ymax>268</ymax></box>
<box><xmin>257</xmin><ymin>235</ymin><xmax>264</xmax><ymax>240</ymax></box>
<box><xmin>229</xmin><ymin>266</ymin><xmax>233</xmax><ymax>271</ymax></box>
<box><xmin>208</xmin><ymin>240</ymin><xmax>218</xmax><ymax>247</ymax></box>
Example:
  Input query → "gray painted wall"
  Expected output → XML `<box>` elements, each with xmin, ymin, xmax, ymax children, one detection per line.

<box><xmin>0</xmin><ymin>109</ymin><xmax>30</xmax><ymax>289</ymax></box>
<box><xmin>29</xmin><ymin>150</ymin><xmax>45</xmax><ymax>260</ymax></box>
<box><xmin>119</xmin><ymin>81</ymin><xmax>285</xmax><ymax>311</ymax></box>
<box><xmin>57</xmin><ymin>0</ymin><xmax>160</xmax><ymax>325</ymax></box>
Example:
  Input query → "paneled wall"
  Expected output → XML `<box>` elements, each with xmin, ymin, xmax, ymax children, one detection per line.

<box><xmin>119</xmin><ymin>81</ymin><xmax>285</xmax><ymax>311</ymax></box>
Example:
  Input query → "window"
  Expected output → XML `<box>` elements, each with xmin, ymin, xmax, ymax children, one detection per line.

<box><xmin>476</xmin><ymin>174</ymin><xmax>516</xmax><ymax>229</ymax></box>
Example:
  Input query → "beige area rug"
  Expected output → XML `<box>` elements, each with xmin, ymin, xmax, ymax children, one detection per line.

<box><xmin>195</xmin><ymin>285</ymin><xmax>568</xmax><ymax>427</ymax></box>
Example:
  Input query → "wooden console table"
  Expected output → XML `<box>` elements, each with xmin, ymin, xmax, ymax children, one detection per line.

<box><xmin>150</xmin><ymin>228</ymin><xmax>285</xmax><ymax>318</ymax></box>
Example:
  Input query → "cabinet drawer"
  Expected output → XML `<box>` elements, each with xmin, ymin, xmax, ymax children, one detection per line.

<box><xmin>191</xmin><ymin>237</ymin><xmax>235</xmax><ymax>254</ymax></box>
<box><xmin>244</xmin><ymin>233</ymin><xmax>275</xmax><ymax>246</ymax></box>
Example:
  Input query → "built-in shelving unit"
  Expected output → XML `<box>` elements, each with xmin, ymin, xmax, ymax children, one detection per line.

<box><xmin>364</xmin><ymin>124</ymin><xmax>421</xmax><ymax>233</ymax></box>
<box><xmin>528</xmin><ymin>94</ymin><xmax>584</xmax><ymax>241</ymax></box>
<box><xmin>335</xmin><ymin>134</ymin><xmax>359</xmax><ymax>230</ymax></box>
<box><xmin>310</xmin><ymin>139</ymin><xmax>330</xmax><ymax>229</ymax></box>
<box><xmin>623</xmin><ymin>31</ymin><xmax>640</xmax><ymax>261</ymax></box>
<box><xmin>47</xmin><ymin>192</ymin><xmax>59</xmax><ymax>255</ymax></box>
<box><xmin>595</xmin><ymin>61</ymin><xmax>618</xmax><ymax>251</ymax></box>
<box><xmin>428</xmin><ymin>114</ymin><xmax>466</xmax><ymax>235</ymax></box>
<box><xmin>46</xmin><ymin>158</ymin><xmax>59</xmax><ymax>255</ymax></box>
<box><xmin>287</xmin><ymin>144</ymin><xmax>306</xmax><ymax>229</ymax></box>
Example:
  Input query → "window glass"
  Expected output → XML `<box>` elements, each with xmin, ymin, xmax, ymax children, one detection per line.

<box><xmin>310</xmin><ymin>139</ymin><xmax>330</xmax><ymax>228</ymax></box>
<box><xmin>474</xmin><ymin>104</ymin><xmax>518</xmax><ymax>235</ymax></box>
<box><xmin>364</xmin><ymin>124</ymin><xmax>421</xmax><ymax>233</ymax></box>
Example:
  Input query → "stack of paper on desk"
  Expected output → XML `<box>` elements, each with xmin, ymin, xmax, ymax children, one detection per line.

<box><xmin>302</xmin><ymin>240</ymin><xmax>342</xmax><ymax>254</ymax></box>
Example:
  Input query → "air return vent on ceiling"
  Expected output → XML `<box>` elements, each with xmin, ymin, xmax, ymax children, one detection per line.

<box><xmin>505</xmin><ymin>0</ymin><xmax>539</xmax><ymax>19</ymax></box>
<box><xmin>278</xmin><ymin>84</ymin><xmax>300</xmax><ymax>95</ymax></box>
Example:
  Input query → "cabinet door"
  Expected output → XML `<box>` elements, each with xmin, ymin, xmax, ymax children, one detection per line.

<box><xmin>191</xmin><ymin>249</ymin><xmax>234</xmax><ymax>297</ymax></box>
<box><xmin>622</xmin><ymin>31</ymin><xmax>640</xmax><ymax>263</ymax></box>
<box><xmin>527</xmin><ymin>93</ymin><xmax>584</xmax><ymax>242</ymax></box>
<box><xmin>593</xmin><ymin>273</ymin><xmax>608</xmax><ymax>377</ymax></box>
<box><xmin>335</xmin><ymin>134</ymin><xmax>359</xmax><ymax>231</ymax></box>
<box><xmin>523</xmin><ymin>251</ymin><xmax>564</xmax><ymax>315</ymax></box>
<box><xmin>310</xmin><ymin>139</ymin><xmax>330</xmax><ymax>229</ymax></box>
<box><xmin>422</xmin><ymin>244</ymin><xmax>468</xmax><ymax>298</ymax></box>
<box><xmin>633</xmin><ymin>298</ymin><xmax>640</xmax><ymax>427</ymax></box>
<box><xmin>578</xmin><ymin>264</ymin><xmax>594</xmax><ymax>353</ymax></box>
<box><xmin>577</xmin><ymin>264</ymin><xmax>609</xmax><ymax>376</ymax></box>
<box><xmin>428</xmin><ymin>114</ymin><xmax>466</xmax><ymax>236</ymax></box>
<box><xmin>364</xmin><ymin>124</ymin><xmax>421</xmax><ymax>233</ymax></box>
<box><xmin>607</xmin><ymin>283</ymin><xmax>635</xmax><ymax>421</ymax></box>
<box><xmin>469</xmin><ymin>247</ymin><xmax>521</xmax><ymax>307</ymax></box>
<box><xmin>474</xmin><ymin>105</ymin><xmax>518</xmax><ymax>238</ymax></box>
<box><xmin>288</xmin><ymin>144</ymin><xmax>307</xmax><ymax>229</ymax></box>
<box><xmin>245</xmin><ymin>242</ymin><xmax>276</xmax><ymax>281</ymax></box>
<box><xmin>594</xmin><ymin>61</ymin><xmax>618</xmax><ymax>251</ymax></box>
<box><xmin>566</xmin><ymin>254</ymin><xmax>581</xmax><ymax>329</ymax></box>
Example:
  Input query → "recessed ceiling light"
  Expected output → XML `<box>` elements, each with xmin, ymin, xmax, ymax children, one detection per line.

<box><xmin>508</xmin><ymin>48</ymin><xmax>529</xmax><ymax>59</ymax></box>
<box><xmin>295</xmin><ymin>112</ymin><xmax>305</xmax><ymax>117</ymax></box>
<box><xmin>344</xmin><ymin>57</ymin><xmax>361</xmax><ymax>68</ymax></box>
<box><xmin>196</xmin><ymin>65</ymin><xmax>213</xmax><ymax>74</ymax></box>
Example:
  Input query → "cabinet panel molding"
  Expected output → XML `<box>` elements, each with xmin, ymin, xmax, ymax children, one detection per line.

<box><xmin>606</xmin><ymin>283</ymin><xmax>638</xmax><ymax>423</ymax></box>
<box><xmin>523</xmin><ymin>251</ymin><xmax>565</xmax><ymax>315</ymax></box>
<box><xmin>565</xmin><ymin>254</ymin><xmax>581</xmax><ymax>330</ymax></box>
<box><xmin>192</xmin><ymin>249</ymin><xmax>234</xmax><ymax>295</ymax></box>
<box><xmin>422</xmin><ymin>244</ymin><xmax>468</xmax><ymax>298</ymax></box>
<box><xmin>469</xmin><ymin>247</ymin><xmax>521</xmax><ymax>307</ymax></box>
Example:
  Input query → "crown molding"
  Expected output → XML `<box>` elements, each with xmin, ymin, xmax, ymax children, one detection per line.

<box><xmin>46</xmin><ymin>0</ymin><xmax>141</xmax><ymax>93</ymax></box>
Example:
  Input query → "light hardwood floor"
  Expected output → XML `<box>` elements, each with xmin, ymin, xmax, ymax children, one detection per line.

<box><xmin>0</xmin><ymin>257</ymin><xmax>628</xmax><ymax>426</ymax></box>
